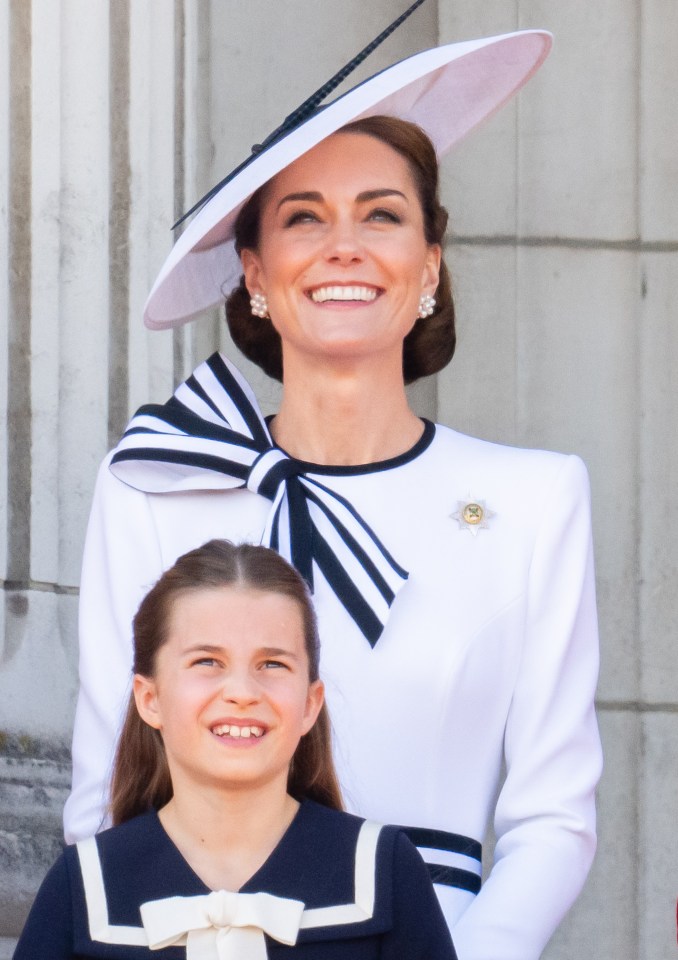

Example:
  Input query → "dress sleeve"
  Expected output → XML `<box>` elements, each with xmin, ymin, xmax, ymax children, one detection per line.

<box><xmin>381</xmin><ymin>831</ymin><xmax>458</xmax><ymax>959</ymax></box>
<box><xmin>63</xmin><ymin>456</ymin><xmax>164</xmax><ymax>843</ymax></box>
<box><xmin>13</xmin><ymin>855</ymin><xmax>74</xmax><ymax>959</ymax></box>
<box><xmin>451</xmin><ymin>454</ymin><xmax>603</xmax><ymax>960</ymax></box>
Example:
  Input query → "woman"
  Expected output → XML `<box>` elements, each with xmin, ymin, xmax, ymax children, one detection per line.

<box><xmin>64</xmin><ymin>28</ymin><xmax>601</xmax><ymax>960</ymax></box>
<box><xmin>17</xmin><ymin>540</ymin><xmax>455</xmax><ymax>958</ymax></box>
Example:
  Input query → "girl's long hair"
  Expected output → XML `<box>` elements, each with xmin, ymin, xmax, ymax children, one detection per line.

<box><xmin>109</xmin><ymin>540</ymin><xmax>343</xmax><ymax>824</ymax></box>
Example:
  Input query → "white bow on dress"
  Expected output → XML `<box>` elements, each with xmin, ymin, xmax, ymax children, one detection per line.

<box><xmin>140</xmin><ymin>888</ymin><xmax>305</xmax><ymax>959</ymax></box>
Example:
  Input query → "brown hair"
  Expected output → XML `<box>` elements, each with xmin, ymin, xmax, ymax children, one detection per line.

<box><xmin>110</xmin><ymin>539</ymin><xmax>343</xmax><ymax>825</ymax></box>
<box><xmin>226</xmin><ymin>115</ymin><xmax>455</xmax><ymax>384</ymax></box>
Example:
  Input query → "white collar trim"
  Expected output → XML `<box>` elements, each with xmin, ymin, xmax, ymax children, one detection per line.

<box><xmin>77</xmin><ymin>819</ymin><xmax>384</xmax><ymax>945</ymax></box>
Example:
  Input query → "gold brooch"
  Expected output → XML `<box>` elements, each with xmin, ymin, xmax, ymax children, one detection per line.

<box><xmin>451</xmin><ymin>499</ymin><xmax>496</xmax><ymax>536</ymax></box>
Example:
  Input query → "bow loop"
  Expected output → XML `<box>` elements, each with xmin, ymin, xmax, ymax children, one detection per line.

<box><xmin>110</xmin><ymin>352</ymin><xmax>410</xmax><ymax>645</ymax></box>
<box><xmin>141</xmin><ymin>889</ymin><xmax>305</xmax><ymax>959</ymax></box>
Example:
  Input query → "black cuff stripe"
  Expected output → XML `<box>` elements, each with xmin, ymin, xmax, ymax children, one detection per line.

<box><xmin>400</xmin><ymin>827</ymin><xmax>482</xmax><ymax>861</ymax></box>
<box><xmin>427</xmin><ymin>864</ymin><xmax>482</xmax><ymax>894</ymax></box>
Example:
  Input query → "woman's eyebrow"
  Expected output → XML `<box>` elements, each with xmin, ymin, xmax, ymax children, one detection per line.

<box><xmin>276</xmin><ymin>188</ymin><xmax>407</xmax><ymax>210</ymax></box>
<box><xmin>357</xmin><ymin>188</ymin><xmax>407</xmax><ymax>202</ymax></box>
<box><xmin>277</xmin><ymin>191</ymin><xmax>323</xmax><ymax>210</ymax></box>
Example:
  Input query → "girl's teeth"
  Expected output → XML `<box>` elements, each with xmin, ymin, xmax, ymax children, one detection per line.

<box><xmin>213</xmin><ymin>724</ymin><xmax>264</xmax><ymax>738</ymax></box>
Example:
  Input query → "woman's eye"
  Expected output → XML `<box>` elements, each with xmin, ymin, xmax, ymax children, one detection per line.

<box><xmin>367</xmin><ymin>207</ymin><xmax>401</xmax><ymax>223</ymax></box>
<box><xmin>284</xmin><ymin>210</ymin><xmax>320</xmax><ymax>227</ymax></box>
<box><xmin>192</xmin><ymin>657</ymin><xmax>218</xmax><ymax>668</ymax></box>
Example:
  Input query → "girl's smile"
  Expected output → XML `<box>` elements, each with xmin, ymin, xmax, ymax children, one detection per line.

<box><xmin>210</xmin><ymin>720</ymin><xmax>266</xmax><ymax>740</ymax></box>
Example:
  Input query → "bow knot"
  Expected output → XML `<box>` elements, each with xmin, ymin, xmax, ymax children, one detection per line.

<box><xmin>110</xmin><ymin>352</ymin><xmax>410</xmax><ymax>646</ymax></box>
<box><xmin>247</xmin><ymin>448</ymin><xmax>303</xmax><ymax>499</ymax></box>
<box><xmin>206</xmin><ymin>890</ymin><xmax>236</xmax><ymax>928</ymax></box>
<box><xmin>141</xmin><ymin>888</ymin><xmax>305</xmax><ymax>959</ymax></box>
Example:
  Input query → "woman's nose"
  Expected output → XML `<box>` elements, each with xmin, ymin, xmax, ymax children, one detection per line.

<box><xmin>324</xmin><ymin>219</ymin><xmax>364</xmax><ymax>264</ymax></box>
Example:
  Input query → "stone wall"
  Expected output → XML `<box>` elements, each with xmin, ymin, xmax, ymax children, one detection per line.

<box><xmin>1</xmin><ymin>1</ymin><xmax>676</xmax><ymax>957</ymax></box>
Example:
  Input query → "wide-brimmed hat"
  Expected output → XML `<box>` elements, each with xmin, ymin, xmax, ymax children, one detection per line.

<box><xmin>144</xmin><ymin>27</ymin><xmax>551</xmax><ymax>329</ymax></box>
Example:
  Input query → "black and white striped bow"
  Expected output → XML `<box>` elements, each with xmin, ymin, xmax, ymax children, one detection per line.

<box><xmin>110</xmin><ymin>353</ymin><xmax>408</xmax><ymax>646</ymax></box>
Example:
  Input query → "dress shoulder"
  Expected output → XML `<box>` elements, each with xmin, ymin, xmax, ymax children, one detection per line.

<box><xmin>426</xmin><ymin>422</ymin><xmax>592</xmax><ymax>536</ymax></box>
<box><xmin>432</xmin><ymin>421</ymin><xmax>586</xmax><ymax>473</ymax></box>
<box><xmin>12</xmin><ymin>853</ymin><xmax>75</xmax><ymax>959</ymax></box>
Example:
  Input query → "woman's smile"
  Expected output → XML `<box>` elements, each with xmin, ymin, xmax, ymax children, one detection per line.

<box><xmin>307</xmin><ymin>283</ymin><xmax>382</xmax><ymax>306</ymax></box>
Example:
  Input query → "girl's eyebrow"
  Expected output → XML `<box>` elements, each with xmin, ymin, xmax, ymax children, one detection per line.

<box><xmin>182</xmin><ymin>644</ymin><xmax>224</xmax><ymax>655</ymax></box>
<box><xmin>259</xmin><ymin>646</ymin><xmax>301</xmax><ymax>661</ymax></box>
<box><xmin>181</xmin><ymin>643</ymin><xmax>300</xmax><ymax>660</ymax></box>
<box><xmin>276</xmin><ymin>188</ymin><xmax>407</xmax><ymax>210</ymax></box>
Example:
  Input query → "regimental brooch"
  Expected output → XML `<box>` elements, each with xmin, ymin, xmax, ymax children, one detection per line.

<box><xmin>451</xmin><ymin>498</ymin><xmax>496</xmax><ymax>536</ymax></box>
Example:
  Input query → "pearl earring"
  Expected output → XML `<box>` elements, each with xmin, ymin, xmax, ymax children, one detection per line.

<box><xmin>250</xmin><ymin>293</ymin><xmax>269</xmax><ymax>319</ymax></box>
<box><xmin>418</xmin><ymin>293</ymin><xmax>436</xmax><ymax>319</ymax></box>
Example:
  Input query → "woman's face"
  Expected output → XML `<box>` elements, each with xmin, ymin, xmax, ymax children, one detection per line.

<box><xmin>133</xmin><ymin>586</ymin><xmax>323</xmax><ymax>798</ymax></box>
<box><xmin>241</xmin><ymin>131</ymin><xmax>441</xmax><ymax>371</ymax></box>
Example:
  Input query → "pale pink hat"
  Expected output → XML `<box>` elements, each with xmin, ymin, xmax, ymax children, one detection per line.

<box><xmin>144</xmin><ymin>27</ymin><xmax>551</xmax><ymax>330</ymax></box>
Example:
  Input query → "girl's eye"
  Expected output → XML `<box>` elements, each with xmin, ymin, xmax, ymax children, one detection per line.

<box><xmin>261</xmin><ymin>659</ymin><xmax>289</xmax><ymax>670</ymax></box>
<box><xmin>367</xmin><ymin>207</ymin><xmax>401</xmax><ymax>224</ymax></box>
<box><xmin>284</xmin><ymin>209</ymin><xmax>320</xmax><ymax>227</ymax></box>
<box><xmin>192</xmin><ymin>657</ymin><xmax>218</xmax><ymax>668</ymax></box>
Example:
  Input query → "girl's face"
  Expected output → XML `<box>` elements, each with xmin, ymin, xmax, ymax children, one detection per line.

<box><xmin>134</xmin><ymin>585</ymin><xmax>323</xmax><ymax>798</ymax></box>
<box><xmin>240</xmin><ymin>131</ymin><xmax>440</xmax><ymax>371</ymax></box>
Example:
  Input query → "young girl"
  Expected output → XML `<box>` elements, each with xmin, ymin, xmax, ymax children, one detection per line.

<box><xmin>15</xmin><ymin>540</ymin><xmax>456</xmax><ymax>959</ymax></box>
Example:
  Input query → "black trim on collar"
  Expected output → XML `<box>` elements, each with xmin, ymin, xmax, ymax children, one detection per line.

<box><xmin>269</xmin><ymin>418</ymin><xmax>436</xmax><ymax>477</ymax></box>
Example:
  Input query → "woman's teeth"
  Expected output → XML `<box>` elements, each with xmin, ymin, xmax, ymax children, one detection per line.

<box><xmin>212</xmin><ymin>724</ymin><xmax>264</xmax><ymax>739</ymax></box>
<box><xmin>310</xmin><ymin>285</ymin><xmax>378</xmax><ymax>303</ymax></box>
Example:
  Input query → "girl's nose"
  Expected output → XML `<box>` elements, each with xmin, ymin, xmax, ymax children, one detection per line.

<box><xmin>220</xmin><ymin>669</ymin><xmax>260</xmax><ymax>705</ymax></box>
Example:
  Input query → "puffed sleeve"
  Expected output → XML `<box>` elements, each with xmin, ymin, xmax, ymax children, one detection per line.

<box><xmin>381</xmin><ymin>832</ymin><xmax>457</xmax><ymax>959</ymax></box>
<box><xmin>13</xmin><ymin>855</ymin><xmax>74</xmax><ymax>959</ymax></box>
<box><xmin>451</xmin><ymin>455</ymin><xmax>603</xmax><ymax>960</ymax></box>
<box><xmin>63</xmin><ymin>455</ymin><xmax>164</xmax><ymax>843</ymax></box>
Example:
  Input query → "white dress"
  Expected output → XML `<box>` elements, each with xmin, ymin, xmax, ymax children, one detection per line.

<box><xmin>64</xmin><ymin>354</ymin><xmax>602</xmax><ymax>960</ymax></box>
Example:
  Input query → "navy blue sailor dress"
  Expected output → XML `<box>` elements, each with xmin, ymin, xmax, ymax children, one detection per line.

<box><xmin>14</xmin><ymin>799</ymin><xmax>456</xmax><ymax>959</ymax></box>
